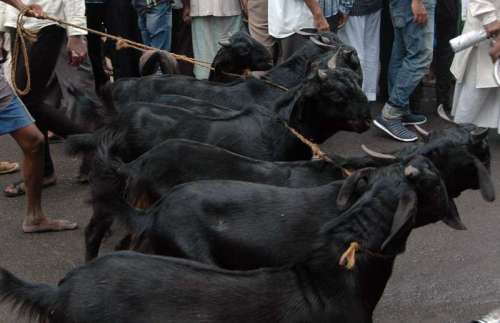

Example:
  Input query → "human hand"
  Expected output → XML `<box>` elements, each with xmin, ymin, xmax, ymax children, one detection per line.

<box><xmin>489</xmin><ymin>35</ymin><xmax>500</xmax><ymax>62</ymax></box>
<box><xmin>67</xmin><ymin>36</ymin><xmax>87</xmax><ymax>66</ymax></box>
<box><xmin>240</xmin><ymin>0</ymin><xmax>248</xmax><ymax>16</ymax></box>
<box><xmin>313</xmin><ymin>13</ymin><xmax>330</xmax><ymax>32</ymax></box>
<box><xmin>337</xmin><ymin>14</ymin><xmax>349</xmax><ymax>29</ymax></box>
<box><xmin>24</xmin><ymin>4</ymin><xmax>44</xmax><ymax>18</ymax></box>
<box><xmin>411</xmin><ymin>0</ymin><xmax>428</xmax><ymax>25</ymax></box>
<box><xmin>182</xmin><ymin>5</ymin><xmax>191</xmax><ymax>24</ymax></box>
<box><xmin>485</xmin><ymin>20</ymin><xmax>500</xmax><ymax>37</ymax></box>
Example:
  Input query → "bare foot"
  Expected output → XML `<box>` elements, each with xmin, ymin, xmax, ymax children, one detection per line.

<box><xmin>22</xmin><ymin>218</ymin><xmax>78</xmax><ymax>233</ymax></box>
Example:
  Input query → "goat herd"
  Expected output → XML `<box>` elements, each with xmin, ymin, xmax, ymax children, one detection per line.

<box><xmin>0</xmin><ymin>32</ymin><xmax>496</xmax><ymax>323</ymax></box>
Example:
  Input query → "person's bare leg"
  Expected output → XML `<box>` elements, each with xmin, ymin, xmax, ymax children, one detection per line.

<box><xmin>10</xmin><ymin>124</ymin><xmax>77</xmax><ymax>233</ymax></box>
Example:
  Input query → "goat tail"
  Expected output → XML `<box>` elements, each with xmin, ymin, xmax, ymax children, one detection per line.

<box><xmin>65</xmin><ymin>133</ymin><xmax>97</xmax><ymax>156</ymax></box>
<box><xmin>94</xmin><ymin>130</ymin><xmax>154</xmax><ymax>236</ymax></box>
<box><xmin>0</xmin><ymin>268</ymin><xmax>59</xmax><ymax>323</ymax></box>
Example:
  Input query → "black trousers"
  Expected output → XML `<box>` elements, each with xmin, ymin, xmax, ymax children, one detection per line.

<box><xmin>434</xmin><ymin>0</ymin><xmax>460</xmax><ymax>109</ymax></box>
<box><xmin>171</xmin><ymin>8</ymin><xmax>193</xmax><ymax>76</ymax></box>
<box><xmin>10</xmin><ymin>25</ymin><xmax>86</xmax><ymax>176</ymax></box>
<box><xmin>379</xmin><ymin>1</ymin><xmax>394</xmax><ymax>102</ymax></box>
<box><xmin>86</xmin><ymin>0</ymin><xmax>141</xmax><ymax>92</ymax></box>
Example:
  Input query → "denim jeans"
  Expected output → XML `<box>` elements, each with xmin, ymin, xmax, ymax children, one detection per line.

<box><xmin>137</xmin><ymin>2</ymin><xmax>173</xmax><ymax>51</ymax></box>
<box><xmin>384</xmin><ymin>0</ymin><xmax>436</xmax><ymax>117</ymax></box>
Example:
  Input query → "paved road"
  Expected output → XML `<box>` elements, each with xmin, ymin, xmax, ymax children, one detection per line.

<box><xmin>1</xmin><ymin>102</ymin><xmax>500</xmax><ymax>322</ymax></box>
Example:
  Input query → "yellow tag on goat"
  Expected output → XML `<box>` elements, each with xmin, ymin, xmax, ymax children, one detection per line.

<box><xmin>339</xmin><ymin>242</ymin><xmax>360</xmax><ymax>270</ymax></box>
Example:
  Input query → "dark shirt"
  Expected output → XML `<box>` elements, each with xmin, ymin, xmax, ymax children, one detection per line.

<box><xmin>350</xmin><ymin>0</ymin><xmax>382</xmax><ymax>16</ymax></box>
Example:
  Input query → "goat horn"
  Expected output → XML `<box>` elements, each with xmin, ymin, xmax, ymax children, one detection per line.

<box><xmin>317</xmin><ymin>69</ymin><xmax>328</xmax><ymax>80</ymax></box>
<box><xmin>361</xmin><ymin>145</ymin><xmax>397</xmax><ymax>160</ymax></box>
<box><xmin>327</xmin><ymin>51</ymin><xmax>339</xmax><ymax>70</ymax></box>
<box><xmin>297</xmin><ymin>29</ymin><xmax>318</xmax><ymax>37</ymax></box>
<box><xmin>437</xmin><ymin>104</ymin><xmax>456</xmax><ymax>124</ymax></box>
<box><xmin>404</xmin><ymin>165</ymin><xmax>420</xmax><ymax>178</ymax></box>
<box><xmin>471</xmin><ymin>127</ymin><xmax>489</xmax><ymax>138</ymax></box>
<box><xmin>413</xmin><ymin>124</ymin><xmax>430</xmax><ymax>137</ymax></box>
<box><xmin>218</xmin><ymin>38</ymin><xmax>231</xmax><ymax>47</ymax></box>
<box><xmin>320</xmin><ymin>35</ymin><xmax>331</xmax><ymax>44</ymax></box>
<box><xmin>310</xmin><ymin>36</ymin><xmax>337</xmax><ymax>49</ymax></box>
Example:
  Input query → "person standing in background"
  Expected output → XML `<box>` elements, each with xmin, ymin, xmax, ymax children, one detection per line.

<box><xmin>338</xmin><ymin>0</ymin><xmax>382</xmax><ymax>101</ymax></box>
<box><xmin>267</xmin><ymin>0</ymin><xmax>330</xmax><ymax>62</ymax></box>
<box><xmin>85</xmin><ymin>0</ymin><xmax>142</xmax><ymax>95</ymax></box>
<box><xmin>373</xmin><ymin>0</ymin><xmax>436</xmax><ymax>142</ymax></box>
<box><xmin>182</xmin><ymin>0</ymin><xmax>242</xmax><ymax>79</ymax></box>
<box><xmin>434</xmin><ymin>0</ymin><xmax>460</xmax><ymax>115</ymax></box>
<box><xmin>0</xmin><ymin>0</ymin><xmax>78</xmax><ymax>232</ymax></box>
<box><xmin>171</xmin><ymin>0</ymin><xmax>193</xmax><ymax>75</ymax></box>
<box><xmin>451</xmin><ymin>0</ymin><xmax>500</xmax><ymax>131</ymax></box>
<box><xmin>3</xmin><ymin>0</ymin><xmax>89</xmax><ymax>197</ymax></box>
<box><xmin>132</xmin><ymin>0</ymin><xmax>173</xmax><ymax>51</ymax></box>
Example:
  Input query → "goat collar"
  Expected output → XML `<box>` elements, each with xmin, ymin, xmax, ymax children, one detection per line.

<box><xmin>339</xmin><ymin>242</ymin><xmax>397</xmax><ymax>270</ymax></box>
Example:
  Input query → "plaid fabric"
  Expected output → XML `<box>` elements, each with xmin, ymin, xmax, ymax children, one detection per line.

<box><xmin>318</xmin><ymin>0</ymin><xmax>354</xmax><ymax>17</ymax></box>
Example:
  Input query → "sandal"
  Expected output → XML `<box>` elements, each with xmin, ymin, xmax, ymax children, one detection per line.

<box><xmin>0</xmin><ymin>161</ymin><xmax>20</xmax><ymax>175</ymax></box>
<box><xmin>3</xmin><ymin>177</ymin><xmax>57</xmax><ymax>198</ymax></box>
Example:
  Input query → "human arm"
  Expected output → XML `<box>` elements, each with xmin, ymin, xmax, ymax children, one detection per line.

<box><xmin>0</xmin><ymin>0</ymin><xmax>43</xmax><ymax>17</ymax></box>
<box><xmin>411</xmin><ymin>0</ymin><xmax>428</xmax><ymax>25</ymax></box>
<box><xmin>182</xmin><ymin>0</ymin><xmax>191</xmax><ymax>23</ymax></box>
<box><xmin>469</xmin><ymin>0</ymin><xmax>500</xmax><ymax>61</ymax></box>
<box><xmin>240</xmin><ymin>0</ymin><xmax>248</xmax><ymax>16</ymax></box>
<box><xmin>62</xmin><ymin>0</ymin><xmax>88</xmax><ymax>66</ymax></box>
<box><xmin>303</xmin><ymin>0</ymin><xmax>330</xmax><ymax>31</ymax></box>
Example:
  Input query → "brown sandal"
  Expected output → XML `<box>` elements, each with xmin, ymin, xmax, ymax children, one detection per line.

<box><xmin>0</xmin><ymin>161</ymin><xmax>19</xmax><ymax>175</ymax></box>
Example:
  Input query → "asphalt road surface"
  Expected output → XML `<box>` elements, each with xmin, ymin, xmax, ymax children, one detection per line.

<box><xmin>1</xmin><ymin>102</ymin><xmax>500</xmax><ymax>323</ymax></box>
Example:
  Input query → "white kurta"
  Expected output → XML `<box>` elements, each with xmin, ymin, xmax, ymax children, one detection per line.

<box><xmin>451</xmin><ymin>0</ymin><xmax>500</xmax><ymax>130</ymax></box>
<box><xmin>338</xmin><ymin>10</ymin><xmax>381</xmax><ymax>102</ymax></box>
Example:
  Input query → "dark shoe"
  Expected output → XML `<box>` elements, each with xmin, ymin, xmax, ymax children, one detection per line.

<box><xmin>374</xmin><ymin>116</ymin><xmax>418</xmax><ymax>142</ymax></box>
<box><xmin>402</xmin><ymin>113</ymin><xmax>427</xmax><ymax>125</ymax></box>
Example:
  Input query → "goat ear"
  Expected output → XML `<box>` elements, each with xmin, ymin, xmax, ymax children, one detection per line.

<box><xmin>381</xmin><ymin>190</ymin><xmax>417</xmax><ymax>251</ymax></box>
<box><xmin>473</xmin><ymin>157</ymin><xmax>495</xmax><ymax>202</ymax></box>
<box><xmin>337</xmin><ymin>167</ymin><xmax>375</xmax><ymax>209</ymax></box>
<box><xmin>442</xmin><ymin>199</ymin><xmax>467</xmax><ymax>230</ymax></box>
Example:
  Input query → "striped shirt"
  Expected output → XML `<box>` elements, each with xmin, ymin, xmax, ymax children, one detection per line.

<box><xmin>318</xmin><ymin>0</ymin><xmax>354</xmax><ymax>17</ymax></box>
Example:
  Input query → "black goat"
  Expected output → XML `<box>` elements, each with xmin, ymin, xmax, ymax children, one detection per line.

<box><xmin>0</xmin><ymin>156</ymin><xmax>455</xmax><ymax>323</ymax></box>
<box><xmin>84</xmin><ymin>138</ymin><xmax>346</xmax><ymax>260</ymax></box>
<box><xmin>209</xmin><ymin>32</ymin><xmax>273</xmax><ymax>82</ymax></box>
<box><xmin>111</xmin><ymin>156</ymin><xmax>459</xmax><ymax>270</ymax></box>
<box><xmin>333</xmin><ymin>124</ymin><xmax>494</xmax><ymax>201</ymax></box>
<box><xmin>106</xmin><ymin>32</ymin><xmax>356</xmax><ymax>112</ymax></box>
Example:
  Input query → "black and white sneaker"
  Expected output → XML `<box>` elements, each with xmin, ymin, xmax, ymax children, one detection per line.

<box><xmin>374</xmin><ymin>116</ymin><xmax>418</xmax><ymax>142</ymax></box>
<box><xmin>402</xmin><ymin>113</ymin><xmax>427</xmax><ymax>125</ymax></box>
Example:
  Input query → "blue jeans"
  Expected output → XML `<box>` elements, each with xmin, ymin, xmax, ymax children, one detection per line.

<box><xmin>385</xmin><ymin>0</ymin><xmax>436</xmax><ymax>116</ymax></box>
<box><xmin>137</xmin><ymin>2</ymin><xmax>172</xmax><ymax>51</ymax></box>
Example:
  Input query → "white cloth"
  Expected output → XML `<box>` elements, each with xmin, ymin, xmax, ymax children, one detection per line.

<box><xmin>189</xmin><ymin>0</ymin><xmax>241</xmax><ymax>17</ymax></box>
<box><xmin>268</xmin><ymin>0</ymin><xmax>315</xmax><ymax>38</ymax></box>
<box><xmin>338</xmin><ymin>9</ymin><xmax>381</xmax><ymax>101</ymax></box>
<box><xmin>451</xmin><ymin>0</ymin><xmax>500</xmax><ymax>88</ymax></box>
<box><xmin>452</xmin><ymin>49</ymin><xmax>500</xmax><ymax>131</ymax></box>
<box><xmin>3</xmin><ymin>0</ymin><xmax>87</xmax><ymax>37</ymax></box>
<box><xmin>191</xmin><ymin>15</ymin><xmax>242</xmax><ymax>79</ymax></box>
